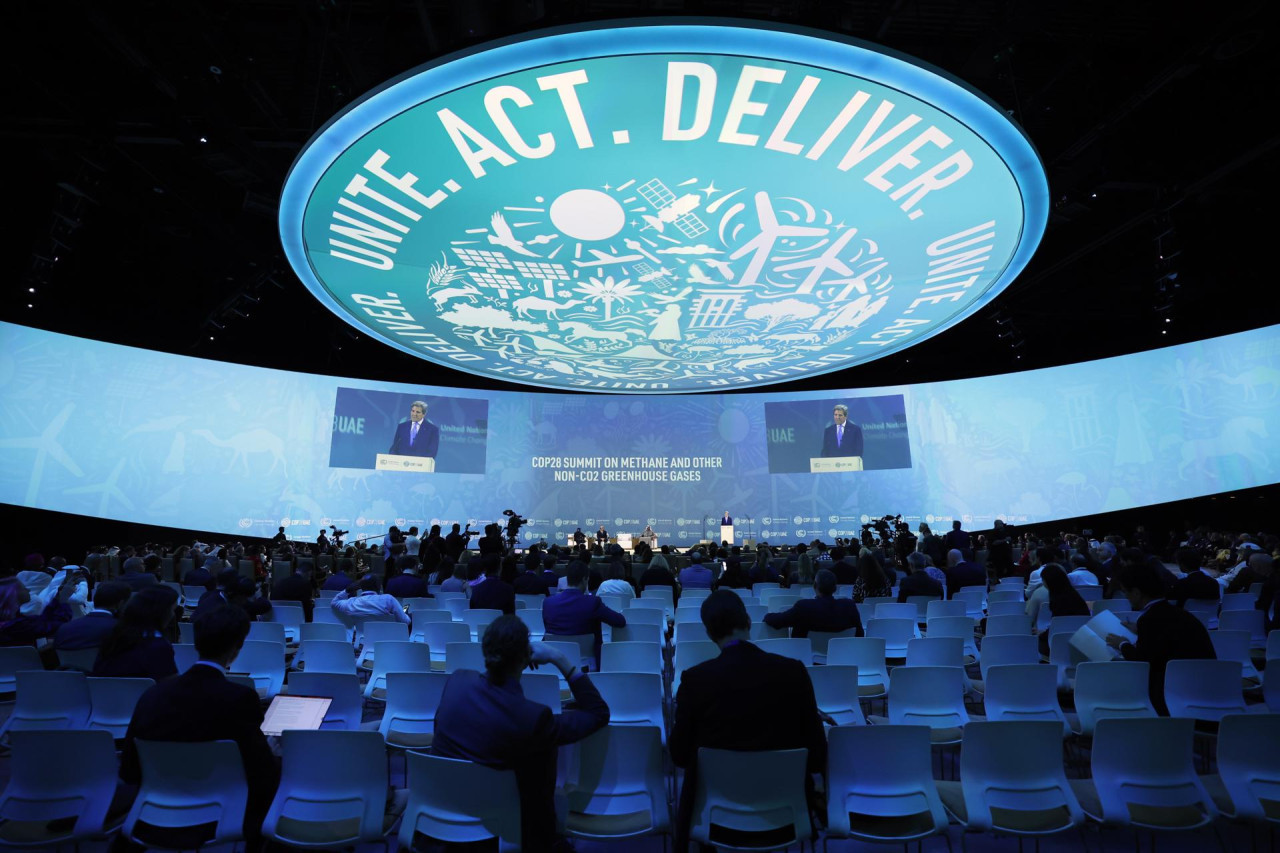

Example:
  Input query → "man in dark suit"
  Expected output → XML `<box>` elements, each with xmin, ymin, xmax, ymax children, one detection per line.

<box><xmin>1169</xmin><ymin>546</ymin><xmax>1222</xmax><ymax>607</ymax></box>
<box><xmin>671</xmin><ymin>590</ymin><xmax>827</xmax><ymax>850</ymax></box>
<box><xmin>573</xmin><ymin>528</ymin><xmax>586</xmax><ymax>547</ymax></box>
<box><xmin>514</xmin><ymin>563</ymin><xmax>550</xmax><ymax>596</ymax></box>
<box><xmin>431</xmin><ymin>616</ymin><xmax>609</xmax><ymax>851</ymax></box>
<box><xmin>119</xmin><ymin>556</ymin><xmax>159</xmax><ymax>591</ymax></box>
<box><xmin>820</xmin><ymin>404</ymin><xmax>864</xmax><ymax>458</ymax></box>
<box><xmin>121</xmin><ymin>605</ymin><xmax>279</xmax><ymax>847</ymax></box>
<box><xmin>897</xmin><ymin>553</ymin><xmax>944</xmax><ymax>602</ymax></box>
<box><xmin>944</xmin><ymin>549</ymin><xmax>986</xmax><ymax>597</ymax></box>
<box><xmin>470</xmin><ymin>556</ymin><xmax>515</xmax><ymax>614</ymax></box>
<box><xmin>53</xmin><ymin>580</ymin><xmax>131</xmax><ymax>651</ymax></box>
<box><xmin>385</xmin><ymin>555</ymin><xmax>429</xmax><ymax>600</ymax></box>
<box><xmin>763</xmin><ymin>569</ymin><xmax>862</xmax><ymax>638</ymax></box>
<box><xmin>387</xmin><ymin>399</ymin><xmax>439</xmax><ymax>459</ymax></box>
<box><xmin>1106</xmin><ymin>562</ymin><xmax>1216</xmax><ymax>716</ymax></box>
<box><xmin>182</xmin><ymin>555</ymin><xmax>218</xmax><ymax>588</ymax></box>
<box><xmin>270</xmin><ymin>563</ymin><xmax>316</xmax><ymax>622</ymax></box>
<box><xmin>828</xmin><ymin>547</ymin><xmax>858</xmax><ymax>586</ymax></box>
<box><xmin>943</xmin><ymin>520</ymin><xmax>971</xmax><ymax>557</ymax></box>
<box><xmin>543</xmin><ymin>561</ymin><xmax>625</xmax><ymax>667</ymax></box>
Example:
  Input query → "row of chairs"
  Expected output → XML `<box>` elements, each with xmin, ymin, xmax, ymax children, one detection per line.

<box><xmin>6</xmin><ymin>715</ymin><xmax>1276</xmax><ymax>850</ymax></box>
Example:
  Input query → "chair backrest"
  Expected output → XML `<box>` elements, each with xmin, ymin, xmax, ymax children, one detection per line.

<box><xmin>173</xmin><ymin>643</ymin><xmax>198</xmax><ymax>674</ymax></box>
<box><xmin>767</xmin><ymin>595</ymin><xmax>801</xmax><ymax>614</ymax></box>
<box><xmin>566</xmin><ymin>725</ymin><xmax>669</xmax><ymax>836</ymax></box>
<box><xmin>923</xmin><ymin>615</ymin><xmax>975</xmax><ymax>641</ymax></box>
<box><xmin>1089</xmin><ymin>716</ymin><xmax>1215</xmax><ymax>828</ymax></box>
<box><xmin>0</xmin><ymin>646</ymin><xmax>43</xmax><ymax>695</ymax></box>
<box><xmin>286</xmin><ymin>672</ymin><xmax>363</xmax><ymax>730</ymax></box>
<box><xmin>544</xmin><ymin>633</ymin><xmax>595</xmax><ymax>670</ymax></box>
<box><xmin>403</xmin><ymin>597</ymin><xmax>437</xmax><ymax>612</ymax></box>
<box><xmin>263</xmin><ymin>730</ymin><xmax>389</xmax><ymax>846</ymax></box>
<box><xmin>906</xmin><ymin>595</ymin><xmax>942</xmax><ymax>620</ymax></box>
<box><xmin>229</xmin><ymin>640</ymin><xmax>286</xmax><ymax>700</ymax></box>
<box><xmin>808</xmin><ymin>627</ymin><xmax>860</xmax><ymax>659</ymax></box>
<box><xmin>690</xmin><ymin>747</ymin><xmax>811</xmax><ymax>846</ymax></box>
<box><xmin>610</xmin><ymin>623</ymin><xmax>662</xmax><ymax>645</ymax></box>
<box><xmin>984</xmin><ymin>614</ymin><xmax>1032</xmax><ymax>637</ymax></box>
<box><xmin>86</xmin><ymin>677</ymin><xmax>155</xmax><ymax>738</ymax></box>
<box><xmin>1215</xmin><ymin>712</ymin><xmax>1280</xmax><ymax>824</ymax></box>
<box><xmin>874</xmin><ymin>602</ymin><xmax>918</xmax><ymax>621</ymax></box>
<box><xmin>445</xmin><ymin>642</ymin><xmax>486</xmax><ymax>674</ymax></box>
<box><xmin>926</xmin><ymin>599</ymin><xmax>968</xmax><ymax>621</ymax></box>
<box><xmin>366</xmin><ymin>641</ymin><xmax>434</xmax><ymax>698</ymax></box>
<box><xmin>1210</xmin><ymin>631</ymin><xmax>1260</xmax><ymax>680</ymax></box>
<box><xmin>825</xmin><ymin>725</ymin><xmax>948</xmax><ymax>840</ymax></box>
<box><xmin>1090</xmin><ymin>599</ymin><xmax>1128</xmax><ymax>615</ymax></box>
<box><xmin>1164</xmin><ymin>659</ymin><xmax>1246</xmax><ymax>721</ymax></box>
<box><xmin>521</xmin><ymin>671</ymin><xmax>562</xmax><ymax>714</ymax></box>
<box><xmin>299</xmin><ymin>622</ymin><xmax>348</xmax><ymax>644</ymax></box>
<box><xmin>400</xmin><ymin>752</ymin><xmax>521</xmax><ymax>849</ymax></box>
<box><xmin>904</xmin><ymin>637</ymin><xmax>964</xmax><ymax>669</ymax></box>
<box><xmin>674</xmin><ymin>621</ymin><xmax>711</xmax><ymax>645</ymax></box>
<box><xmin>600</xmin><ymin>641</ymin><xmax>663</xmax><ymax>674</ymax></box>
<box><xmin>1219</xmin><ymin>592</ymin><xmax>1256</xmax><ymax>612</ymax></box>
<box><xmin>299</xmin><ymin>640</ymin><xmax>357</xmax><ymax>676</ymax></box>
<box><xmin>957</xmin><ymin>720</ymin><xmax>1082</xmax><ymax>833</ymax></box>
<box><xmin>749</xmin><ymin>622</ymin><xmax>789</xmax><ymax>641</ymax></box>
<box><xmin>1</xmin><ymin>729</ymin><xmax>121</xmax><ymax>842</ymax></box>
<box><xmin>419</xmin><ymin>621</ymin><xmax>471</xmax><ymax>660</ymax></box>
<box><xmin>888</xmin><ymin>666</ymin><xmax>968</xmax><ymax>729</ymax></box>
<box><xmin>1072</xmin><ymin>661</ymin><xmax>1155</xmax><ymax>736</ymax></box>
<box><xmin>3</xmin><ymin>670</ymin><xmax>92</xmax><ymax>736</ymax></box>
<box><xmin>55</xmin><ymin>645</ymin><xmax>101</xmax><ymax>671</ymax></box>
<box><xmin>461</xmin><ymin>608</ymin><xmax>502</xmax><ymax>639</ymax></box>
<box><xmin>360</xmin><ymin>620</ymin><xmax>409</xmax><ymax>650</ymax></box>
<box><xmin>978</xmin><ymin>633</ymin><xmax>1039</xmax><ymax>682</ymax></box>
<box><xmin>589</xmin><ymin>673</ymin><xmax>665</xmax><ymax>733</ymax></box>
<box><xmin>988</xmin><ymin>589</ymin><xmax>1023</xmax><ymax>604</ymax></box>
<box><xmin>126</xmin><ymin>739</ymin><xmax>248</xmax><ymax>847</ymax></box>
<box><xmin>827</xmin><ymin>636</ymin><xmax>888</xmax><ymax>688</ymax></box>
<box><xmin>986</xmin><ymin>601</ymin><xmax>1026</xmax><ymax>618</ymax></box>
<box><xmin>380</xmin><ymin>671</ymin><xmax>449</xmax><ymax>748</ymax></box>
<box><xmin>1220</xmin><ymin>609</ymin><xmax>1266</xmax><ymax>644</ymax></box>
<box><xmin>755</xmin><ymin>637</ymin><xmax>811</xmax><ymax>665</ymax></box>
<box><xmin>1047</xmin><ymin>615</ymin><xmax>1090</xmax><ymax>638</ymax></box>
<box><xmin>982</xmin><ymin>665</ymin><xmax>1067</xmax><ymax>731</ymax></box>
<box><xmin>805</xmin><ymin>664</ymin><xmax>866</xmax><ymax>726</ymax></box>
<box><xmin>673</xmin><ymin>641</ymin><xmax>720</xmax><ymax>695</ymax></box>
<box><xmin>866</xmin><ymin>617</ymin><xmax>916</xmax><ymax>655</ymax></box>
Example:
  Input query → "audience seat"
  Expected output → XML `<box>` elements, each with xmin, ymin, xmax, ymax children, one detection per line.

<box><xmin>380</xmin><ymin>671</ymin><xmax>448</xmax><ymax>750</ymax></box>
<box><xmin>86</xmin><ymin>677</ymin><xmax>155</xmax><ymax>739</ymax></box>
<box><xmin>564</xmin><ymin>724</ymin><xmax>670</xmax><ymax>845</ymax></box>
<box><xmin>0</xmin><ymin>729</ymin><xmax>128</xmax><ymax>846</ymax></box>
<box><xmin>689</xmin><ymin>747</ymin><xmax>812</xmax><ymax>850</ymax></box>
<box><xmin>286</xmin><ymin>672</ymin><xmax>363</xmax><ymax>731</ymax></box>
<box><xmin>124</xmin><ymin>739</ymin><xmax>248</xmax><ymax>849</ymax></box>
<box><xmin>1070</xmin><ymin>661</ymin><xmax>1155</xmax><ymax>737</ymax></box>
<box><xmin>805</xmin><ymin>664</ymin><xmax>866</xmax><ymax>726</ymax></box>
<box><xmin>399</xmin><ymin>752</ymin><xmax>521</xmax><ymax>851</ymax></box>
<box><xmin>0</xmin><ymin>671</ymin><xmax>92</xmax><ymax>743</ymax></box>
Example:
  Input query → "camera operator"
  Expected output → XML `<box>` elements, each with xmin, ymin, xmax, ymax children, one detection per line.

<box><xmin>503</xmin><ymin>510</ymin><xmax>528</xmax><ymax>548</ymax></box>
<box><xmin>479</xmin><ymin>523</ymin><xmax>506</xmax><ymax>557</ymax></box>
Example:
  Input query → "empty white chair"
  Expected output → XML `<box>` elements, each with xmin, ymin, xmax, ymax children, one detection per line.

<box><xmin>673</xmin><ymin>641</ymin><xmax>719</xmax><ymax>696</ymax></box>
<box><xmin>380</xmin><ymin>671</ymin><xmax>448</xmax><ymax>749</ymax></box>
<box><xmin>403</xmin><ymin>596</ymin><xmax>437</xmax><ymax>612</ymax></box>
<box><xmin>1071</xmin><ymin>661</ymin><xmax>1156</xmax><ymax>737</ymax></box>
<box><xmin>419</xmin><ymin>621</ymin><xmax>471</xmax><ymax>667</ymax></box>
<box><xmin>1220</xmin><ymin>609</ymin><xmax>1267</xmax><ymax>648</ymax></box>
<box><xmin>600</xmin><ymin>641</ymin><xmax>662</xmax><ymax>674</ymax></box>
<box><xmin>441</xmin><ymin>597</ymin><xmax>469</xmax><ymax>621</ymax></box>
<box><xmin>262</xmin><ymin>730</ymin><xmax>394</xmax><ymax>849</ymax></box>
<box><xmin>674</xmin><ymin>622</ymin><xmax>710</xmax><ymax>645</ymax></box>
<box><xmin>357</xmin><ymin>621</ymin><xmax>409</xmax><ymax>666</ymax></box>
<box><xmin>564</xmin><ymin>725</ymin><xmax>670</xmax><ymax>844</ymax></box>
<box><xmin>827</xmin><ymin>636</ymin><xmax>888</xmax><ymax>699</ymax></box>
<box><xmin>298</xmin><ymin>622</ymin><xmax>348</xmax><ymax>644</ymax></box>
<box><xmin>517</xmin><ymin>609</ymin><xmax>545</xmax><ymax>640</ymax></box>
<box><xmin>461</xmin><ymin>609</ymin><xmax>502</xmax><ymax>641</ymax></box>
<box><xmin>410</xmin><ymin>609</ymin><xmax>454</xmax><ymax>641</ymax></box>
<box><xmin>229</xmin><ymin>640</ymin><xmax>286</xmax><ymax>700</ymax></box>
<box><xmin>807</xmin><ymin>627</ymin><xmax>860</xmax><ymax>665</ymax></box>
<box><xmin>881</xmin><ymin>666</ymin><xmax>972</xmax><ymax>744</ymax></box>
<box><xmin>874</xmin><ymin>602</ymin><xmax>918</xmax><ymax>622</ymax></box>
<box><xmin>400</xmin><ymin>752</ymin><xmax>521</xmax><ymax>849</ymax></box>
<box><xmin>866</xmin><ymin>617</ymin><xmax>915</xmax><ymax>658</ymax></box>
<box><xmin>825</xmin><ymin>725</ymin><xmax>949</xmax><ymax>846</ymax></box>
<box><xmin>673</xmin><ymin>609</ymin><xmax>703</xmax><ymax>626</ymax></box>
<box><xmin>749</xmin><ymin>622</ymin><xmax>789</xmax><ymax>641</ymax></box>
<box><xmin>297</xmin><ymin>639</ymin><xmax>356</xmax><ymax>675</ymax></box>
<box><xmin>445</xmin><ymin>641</ymin><xmax>485</xmax><ymax>674</ymax></box>
<box><xmin>590</xmin><ymin>672</ymin><xmax>665</xmax><ymax>740</ymax></box>
<box><xmin>0</xmin><ymin>670</ymin><xmax>91</xmax><ymax>742</ymax></box>
<box><xmin>954</xmin><ymin>587</ymin><xmax>987</xmax><ymax>620</ymax></box>
<box><xmin>1070</xmin><ymin>716</ymin><xmax>1217</xmax><ymax>832</ymax></box>
<box><xmin>248</xmin><ymin>621</ymin><xmax>288</xmax><ymax>645</ymax></box>
<box><xmin>1047</xmin><ymin>615</ymin><xmax>1091</xmax><ymax>639</ymax></box>
<box><xmin>286</xmin><ymin>672</ymin><xmax>363</xmax><ymax>731</ymax></box>
<box><xmin>1220</xmin><ymin>592</ymin><xmax>1256</xmax><ymax>612</ymax></box>
<box><xmin>0</xmin><ymin>646</ymin><xmax>43</xmax><ymax>697</ymax></box>
<box><xmin>521</xmin><ymin>671</ymin><xmax>562</xmax><ymax>714</ymax></box>
<box><xmin>754</xmin><ymin>637</ymin><xmax>811</xmax><ymax>665</ymax></box>
<box><xmin>689</xmin><ymin>747</ymin><xmax>811</xmax><ymax>849</ymax></box>
<box><xmin>1211</xmin><ymin>630</ymin><xmax>1262</xmax><ymax>682</ymax></box>
<box><xmin>986</xmin><ymin>601</ymin><xmax>1026</xmax><ymax>618</ymax></box>
<box><xmin>977</xmin><ymin>633</ymin><xmax>1040</xmax><ymax>688</ymax></box>
<box><xmin>55</xmin><ymin>646</ymin><xmax>100</xmax><ymax>671</ymax></box>
<box><xmin>1207</xmin><ymin>713</ymin><xmax>1280</xmax><ymax>829</ymax></box>
<box><xmin>989</xmin><ymin>589</ymin><xmax>1023</xmax><ymax>605</ymax></box>
<box><xmin>767</xmin><ymin>594</ymin><xmax>800</xmax><ymax>614</ymax></box>
<box><xmin>264</xmin><ymin>604</ymin><xmax>304</xmax><ymax>643</ymax></box>
<box><xmin>938</xmin><ymin>720</ymin><xmax>1083</xmax><ymax>838</ymax></box>
<box><xmin>924</xmin><ymin>615</ymin><xmax>980</xmax><ymax>663</ymax></box>
<box><xmin>680</xmin><ymin>588</ymin><xmax>712</xmax><ymax>603</ymax></box>
<box><xmin>806</xmin><ymin>664</ymin><xmax>866</xmax><ymax>726</ymax></box>
<box><xmin>125</xmin><ymin>739</ymin><xmax>248</xmax><ymax>849</ymax></box>
<box><xmin>86</xmin><ymin>677</ymin><xmax>155</xmax><ymax>739</ymax></box>
<box><xmin>982</xmin><ymin>664</ymin><xmax>1068</xmax><ymax>735</ymax></box>
<box><xmin>1183</xmin><ymin>597</ymin><xmax>1221</xmax><ymax>631</ymax></box>
<box><xmin>1164</xmin><ymin>659</ymin><xmax>1247</xmax><ymax>722</ymax></box>
<box><xmin>905</xmin><ymin>637</ymin><xmax>965</xmax><ymax>669</ymax></box>
<box><xmin>172</xmin><ymin>643</ymin><xmax>198</xmax><ymax>674</ymax></box>
<box><xmin>1090</xmin><ymin>598</ymin><xmax>1129</xmax><ymax>615</ymax></box>
<box><xmin>514</xmin><ymin>594</ymin><xmax>544</xmax><ymax>611</ymax></box>
<box><xmin>926</xmin><ymin>599</ymin><xmax>968</xmax><ymax>621</ymax></box>
<box><xmin>365</xmin><ymin>641</ymin><xmax>434</xmax><ymax>700</ymax></box>
<box><xmin>611</xmin><ymin>623</ymin><xmax>662</xmax><ymax>645</ymax></box>
<box><xmin>744</xmin><ymin>603</ymin><xmax>768</xmax><ymax>623</ymax></box>
<box><xmin>0</xmin><ymin>729</ymin><xmax>126</xmax><ymax>846</ymax></box>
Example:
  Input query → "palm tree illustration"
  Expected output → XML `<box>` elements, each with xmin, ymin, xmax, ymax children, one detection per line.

<box><xmin>574</xmin><ymin>276</ymin><xmax>642</xmax><ymax>320</ymax></box>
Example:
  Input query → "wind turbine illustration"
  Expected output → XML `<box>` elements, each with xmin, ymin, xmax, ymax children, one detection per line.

<box><xmin>0</xmin><ymin>403</ymin><xmax>84</xmax><ymax>504</ymax></box>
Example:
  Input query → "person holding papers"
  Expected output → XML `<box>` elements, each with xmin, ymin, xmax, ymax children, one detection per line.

<box><xmin>1104</xmin><ymin>561</ymin><xmax>1215</xmax><ymax>716</ymax></box>
<box><xmin>1025</xmin><ymin>565</ymin><xmax>1090</xmax><ymax>656</ymax></box>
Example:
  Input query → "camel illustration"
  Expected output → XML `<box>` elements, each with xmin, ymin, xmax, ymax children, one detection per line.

<box><xmin>191</xmin><ymin>428</ymin><xmax>288</xmax><ymax>477</ymax></box>
<box><xmin>513</xmin><ymin>296</ymin><xmax>582</xmax><ymax>319</ymax></box>
<box><xmin>1214</xmin><ymin>367</ymin><xmax>1280</xmax><ymax>402</ymax></box>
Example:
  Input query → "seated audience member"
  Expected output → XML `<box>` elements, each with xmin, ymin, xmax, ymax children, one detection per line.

<box><xmin>1105</xmin><ymin>561</ymin><xmax>1216</xmax><ymax>716</ymax></box>
<box><xmin>1065</xmin><ymin>554</ymin><xmax>1101</xmax><ymax>588</ymax></box>
<box><xmin>271</xmin><ymin>563</ymin><xmax>316</xmax><ymax>622</ymax></box>
<box><xmin>330</xmin><ymin>576</ymin><xmax>410</xmax><ymax>625</ymax></box>
<box><xmin>851</xmin><ymin>549</ymin><xmax>892</xmax><ymax>603</ymax></box>
<box><xmin>678</xmin><ymin>552</ymin><xmax>715</xmax><ymax>589</ymax></box>
<box><xmin>829</xmin><ymin>547</ymin><xmax>857</xmax><ymax>585</ymax></box>
<box><xmin>944</xmin><ymin>548</ymin><xmax>986</xmax><ymax>596</ymax></box>
<box><xmin>670</xmin><ymin>590</ymin><xmax>826</xmax><ymax>850</ymax></box>
<box><xmin>513</xmin><ymin>559</ymin><xmax>550</xmax><ymax>596</ymax></box>
<box><xmin>764</xmin><ymin>569</ymin><xmax>862</xmax><ymax>638</ymax></box>
<box><xmin>122</xmin><ymin>605</ymin><xmax>279</xmax><ymax>847</ymax></box>
<box><xmin>439</xmin><ymin>561</ymin><xmax>469</xmax><ymax>595</ymax></box>
<box><xmin>788</xmin><ymin>552</ymin><xmax>815</xmax><ymax>588</ymax></box>
<box><xmin>718</xmin><ymin>558</ymin><xmax>752</xmax><ymax>590</ymax></box>
<box><xmin>1024</xmin><ymin>547</ymin><xmax>1060</xmax><ymax>593</ymax></box>
<box><xmin>1169</xmin><ymin>546</ymin><xmax>1221</xmax><ymax>606</ymax></box>
<box><xmin>320</xmin><ymin>563</ymin><xmax>352</xmax><ymax>592</ymax></box>
<box><xmin>596</xmin><ymin>564</ymin><xmax>636</xmax><ymax>601</ymax></box>
<box><xmin>470</xmin><ymin>556</ymin><xmax>516</xmax><ymax>614</ymax></box>
<box><xmin>539</xmin><ymin>553</ymin><xmax>561</xmax><ymax>592</ymax></box>
<box><xmin>638</xmin><ymin>554</ymin><xmax>677</xmax><ymax>596</ymax></box>
<box><xmin>749</xmin><ymin>549</ymin><xmax>780</xmax><ymax>586</ymax></box>
<box><xmin>0</xmin><ymin>570</ymin><xmax>78</xmax><ymax>646</ymax></box>
<box><xmin>1225</xmin><ymin>553</ymin><xmax>1272</xmax><ymax>595</ymax></box>
<box><xmin>385</xmin><ymin>555</ymin><xmax>429</xmax><ymax>600</ymax></box>
<box><xmin>118</xmin><ymin>556</ymin><xmax>159</xmax><ymax>591</ymax></box>
<box><xmin>543</xmin><ymin>561</ymin><xmax>625</xmax><ymax>668</ymax></box>
<box><xmin>93</xmin><ymin>586</ymin><xmax>180</xmax><ymax>680</ymax></box>
<box><xmin>54</xmin><ymin>580</ymin><xmax>132</xmax><ymax>651</ymax></box>
<box><xmin>431</xmin><ymin>616</ymin><xmax>609</xmax><ymax>851</ymax></box>
<box><xmin>196</xmin><ymin>571</ymin><xmax>272</xmax><ymax>621</ymax></box>
<box><xmin>1025</xmin><ymin>564</ymin><xmax>1090</xmax><ymax>656</ymax></box>
<box><xmin>182</xmin><ymin>555</ymin><xmax>219</xmax><ymax>588</ymax></box>
<box><xmin>897</xmin><ymin>553</ymin><xmax>944</xmax><ymax>602</ymax></box>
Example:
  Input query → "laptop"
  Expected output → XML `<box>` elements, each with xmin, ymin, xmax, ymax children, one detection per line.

<box><xmin>260</xmin><ymin>694</ymin><xmax>333</xmax><ymax>737</ymax></box>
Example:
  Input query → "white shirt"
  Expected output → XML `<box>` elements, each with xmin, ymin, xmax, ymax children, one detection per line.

<box><xmin>405</xmin><ymin>535</ymin><xmax>421</xmax><ymax>556</ymax></box>
<box><xmin>20</xmin><ymin>569</ymin><xmax>89</xmax><ymax>616</ymax></box>
<box><xmin>1067</xmin><ymin>569</ymin><xmax>1099</xmax><ymax>587</ymax></box>
<box><xmin>329</xmin><ymin>589</ymin><xmax>410</xmax><ymax>625</ymax></box>
<box><xmin>596</xmin><ymin>579</ymin><xmax>636</xmax><ymax>600</ymax></box>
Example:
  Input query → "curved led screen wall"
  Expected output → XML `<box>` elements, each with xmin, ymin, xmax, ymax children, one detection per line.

<box><xmin>280</xmin><ymin>20</ymin><xmax>1048</xmax><ymax>393</ymax></box>
<box><xmin>2</xmin><ymin>321</ymin><xmax>1275</xmax><ymax>541</ymax></box>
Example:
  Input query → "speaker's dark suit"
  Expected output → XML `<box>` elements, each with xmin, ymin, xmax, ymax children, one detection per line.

<box><xmin>431</xmin><ymin>669</ymin><xmax>608</xmax><ymax>850</ymax></box>
<box><xmin>387</xmin><ymin>419</ymin><xmax>439</xmax><ymax>458</ymax></box>
<box><xmin>670</xmin><ymin>641</ymin><xmax>826</xmax><ymax>849</ymax></box>
<box><xmin>820</xmin><ymin>422</ymin><xmax>863</xmax><ymax>458</ymax></box>
<box><xmin>762</xmin><ymin>596</ymin><xmax>863</xmax><ymax>638</ymax></box>
<box><xmin>1118</xmin><ymin>599</ymin><xmax>1216</xmax><ymax>716</ymax></box>
<box><xmin>121</xmin><ymin>663</ymin><xmax>279</xmax><ymax>842</ymax></box>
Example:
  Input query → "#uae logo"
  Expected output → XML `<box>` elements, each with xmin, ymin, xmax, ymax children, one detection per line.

<box><xmin>281</xmin><ymin>22</ymin><xmax>1047</xmax><ymax>393</ymax></box>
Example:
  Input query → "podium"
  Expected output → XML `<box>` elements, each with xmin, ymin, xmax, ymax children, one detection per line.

<box><xmin>375</xmin><ymin>453</ymin><xmax>435</xmax><ymax>473</ymax></box>
<box><xmin>720</xmin><ymin>524</ymin><xmax>734</xmax><ymax>545</ymax></box>
<box><xmin>809</xmin><ymin>456</ymin><xmax>863</xmax><ymax>474</ymax></box>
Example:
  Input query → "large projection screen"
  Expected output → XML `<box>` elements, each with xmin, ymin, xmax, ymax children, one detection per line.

<box><xmin>1</xmin><ymin>321</ymin><xmax>1275</xmax><ymax>544</ymax></box>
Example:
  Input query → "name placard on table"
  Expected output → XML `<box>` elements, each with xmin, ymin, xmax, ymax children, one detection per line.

<box><xmin>810</xmin><ymin>457</ymin><xmax>864</xmax><ymax>474</ymax></box>
<box><xmin>375</xmin><ymin>453</ymin><xmax>436</xmax><ymax>473</ymax></box>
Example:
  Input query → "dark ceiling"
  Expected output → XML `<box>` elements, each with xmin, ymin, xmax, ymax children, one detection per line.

<box><xmin>3</xmin><ymin>0</ymin><xmax>1275</xmax><ymax>395</ymax></box>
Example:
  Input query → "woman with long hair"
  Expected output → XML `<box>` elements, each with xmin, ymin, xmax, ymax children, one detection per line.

<box><xmin>1027</xmin><ymin>563</ymin><xmax>1089</xmax><ymax>656</ymax></box>
<box><xmin>93</xmin><ymin>585</ymin><xmax>180</xmax><ymax>680</ymax></box>
<box><xmin>852</xmin><ymin>549</ymin><xmax>891</xmax><ymax>602</ymax></box>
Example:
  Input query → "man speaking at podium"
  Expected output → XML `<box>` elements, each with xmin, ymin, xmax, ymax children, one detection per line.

<box><xmin>388</xmin><ymin>400</ymin><xmax>439</xmax><ymax>459</ymax></box>
<box><xmin>821</xmin><ymin>404</ymin><xmax>863</xmax><ymax>459</ymax></box>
